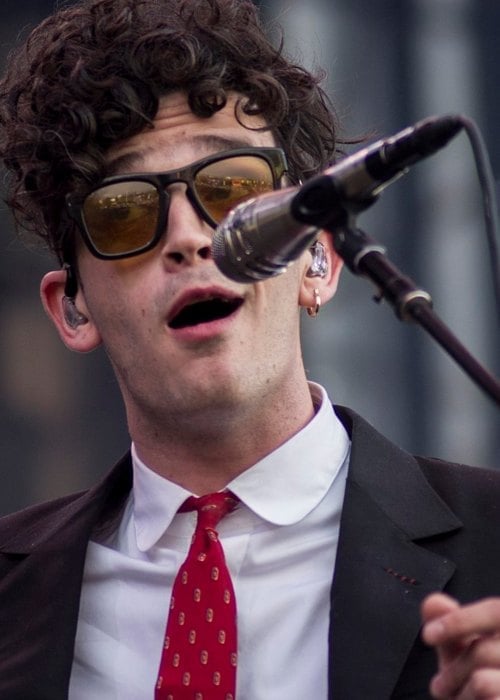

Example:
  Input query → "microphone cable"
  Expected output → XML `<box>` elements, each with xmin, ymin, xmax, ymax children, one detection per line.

<box><xmin>458</xmin><ymin>115</ymin><xmax>500</xmax><ymax>320</ymax></box>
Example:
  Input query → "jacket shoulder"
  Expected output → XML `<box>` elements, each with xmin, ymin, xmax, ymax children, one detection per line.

<box><xmin>0</xmin><ymin>490</ymin><xmax>88</xmax><ymax>549</ymax></box>
<box><xmin>416</xmin><ymin>455</ymin><xmax>500</xmax><ymax>519</ymax></box>
<box><xmin>0</xmin><ymin>452</ymin><xmax>132</xmax><ymax>552</ymax></box>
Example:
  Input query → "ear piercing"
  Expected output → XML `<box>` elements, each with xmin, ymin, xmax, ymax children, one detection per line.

<box><xmin>307</xmin><ymin>288</ymin><xmax>321</xmax><ymax>317</ymax></box>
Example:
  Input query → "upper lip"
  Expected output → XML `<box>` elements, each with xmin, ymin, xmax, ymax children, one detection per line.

<box><xmin>167</xmin><ymin>285</ymin><xmax>245</xmax><ymax>328</ymax></box>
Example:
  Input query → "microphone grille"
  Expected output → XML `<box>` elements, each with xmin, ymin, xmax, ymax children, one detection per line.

<box><xmin>211</xmin><ymin>223</ymin><xmax>227</xmax><ymax>265</ymax></box>
<box><xmin>212</xmin><ymin>221</ymin><xmax>252</xmax><ymax>283</ymax></box>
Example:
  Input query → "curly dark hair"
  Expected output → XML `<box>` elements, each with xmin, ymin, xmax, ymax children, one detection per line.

<box><xmin>0</xmin><ymin>0</ymin><xmax>340</xmax><ymax>262</ymax></box>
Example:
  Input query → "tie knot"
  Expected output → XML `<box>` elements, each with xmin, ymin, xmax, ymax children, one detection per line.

<box><xmin>180</xmin><ymin>491</ymin><xmax>238</xmax><ymax>530</ymax></box>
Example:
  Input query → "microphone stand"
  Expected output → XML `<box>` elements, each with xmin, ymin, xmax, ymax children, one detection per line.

<box><xmin>292</xmin><ymin>180</ymin><xmax>500</xmax><ymax>406</ymax></box>
<box><xmin>332</xmin><ymin>224</ymin><xmax>500</xmax><ymax>405</ymax></box>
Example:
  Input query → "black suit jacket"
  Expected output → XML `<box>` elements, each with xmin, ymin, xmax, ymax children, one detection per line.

<box><xmin>1</xmin><ymin>406</ymin><xmax>500</xmax><ymax>699</ymax></box>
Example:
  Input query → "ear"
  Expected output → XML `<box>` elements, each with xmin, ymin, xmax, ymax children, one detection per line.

<box><xmin>298</xmin><ymin>231</ymin><xmax>343</xmax><ymax>311</ymax></box>
<box><xmin>40</xmin><ymin>269</ymin><xmax>102</xmax><ymax>353</ymax></box>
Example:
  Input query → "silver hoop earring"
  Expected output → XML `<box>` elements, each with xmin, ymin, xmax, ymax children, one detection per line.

<box><xmin>307</xmin><ymin>288</ymin><xmax>321</xmax><ymax>317</ymax></box>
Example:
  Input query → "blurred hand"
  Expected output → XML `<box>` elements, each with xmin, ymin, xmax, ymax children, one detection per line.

<box><xmin>422</xmin><ymin>592</ymin><xmax>500</xmax><ymax>699</ymax></box>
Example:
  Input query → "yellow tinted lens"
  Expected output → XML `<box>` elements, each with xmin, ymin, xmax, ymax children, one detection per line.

<box><xmin>82</xmin><ymin>181</ymin><xmax>159</xmax><ymax>255</ymax></box>
<box><xmin>195</xmin><ymin>156</ymin><xmax>275</xmax><ymax>223</ymax></box>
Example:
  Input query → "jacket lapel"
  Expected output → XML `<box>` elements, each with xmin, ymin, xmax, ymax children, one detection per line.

<box><xmin>330</xmin><ymin>407</ymin><xmax>462</xmax><ymax>699</ymax></box>
<box><xmin>0</xmin><ymin>454</ymin><xmax>132</xmax><ymax>700</ymax></box>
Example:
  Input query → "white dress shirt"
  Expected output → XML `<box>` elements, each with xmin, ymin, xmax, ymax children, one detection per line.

<box><xmin>69</xmin><ymin>383</ymin><xmax>350</xmax><ymax>699</ymax></box>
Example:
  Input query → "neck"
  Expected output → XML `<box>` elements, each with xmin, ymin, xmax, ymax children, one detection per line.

<box><xmin>130</xmin><ymin>380</ymin><xmax>316</xmax><ymax>494</ymax></box>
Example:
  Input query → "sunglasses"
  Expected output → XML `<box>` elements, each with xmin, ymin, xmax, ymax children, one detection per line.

<box><xmin>65</xmin><ymin>147</ymin><xmax>288</xmax><ymax>260</ymax></box>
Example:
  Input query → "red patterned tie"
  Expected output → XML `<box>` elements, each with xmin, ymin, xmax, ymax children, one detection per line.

<box><xmin>155</xmin><ymin>492</ymin><xmax>239</xmax><ymax>700</ymax></box>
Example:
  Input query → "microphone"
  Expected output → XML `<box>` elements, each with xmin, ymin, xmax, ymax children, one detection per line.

<box><xmin>212</xmin><ymin>114</ymin><xmax>463</xmax><ymax>283</ymax></box>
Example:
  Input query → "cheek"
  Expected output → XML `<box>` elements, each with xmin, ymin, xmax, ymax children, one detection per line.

<box><xmin>268</xmin><ymin>264</ymin><xmax>303</xmax><ymax>305</ymax></box>
<box><xmin>259</xmin><ymin>271</ymin><xmax>302</xmax><ymax>334</ymax></box>
<box><xmin>81</xmin><ymin>275</ymin><xmax>144</xmax><ymax>347</ymax></box>
<box><xmin>79</xmin><ymin>256</ymin><xmax>153</xmax><ymax>321</ymax></box>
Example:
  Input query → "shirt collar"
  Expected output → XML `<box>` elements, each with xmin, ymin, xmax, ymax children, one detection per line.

<box><xmin>227</xmin><ymin>382</ymin><xmax>350</xmax><ymax>525</ymax></box>
<box><xmin>132</xmin><ymin>445</ymin><xmax>192</xmax><ymax>552</ymax></box>
<box><xmin>131</xmin><ymin>382</ymin><xmax>350</xmax><ymax>550</ymax></box>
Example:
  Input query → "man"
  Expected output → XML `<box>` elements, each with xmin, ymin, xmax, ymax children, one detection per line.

<box><xmin>0</xmin><ymin>0</ymin><xmax>499</xmax><ymax>698</ymax></box>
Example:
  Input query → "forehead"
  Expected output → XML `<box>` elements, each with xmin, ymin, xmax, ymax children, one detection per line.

<box><xmin>107</xmin><ymin>91</ymin><xmax>276</xmax><ymax>175</ymax></box>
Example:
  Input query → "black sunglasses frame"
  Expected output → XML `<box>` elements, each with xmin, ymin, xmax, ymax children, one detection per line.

<box><xmin>65</xmin><ymin>146</ymin><xmax>288</xmax><ymax>260</ymax></box>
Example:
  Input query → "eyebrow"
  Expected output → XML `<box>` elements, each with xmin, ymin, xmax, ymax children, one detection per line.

<box><xmin>105</xmin><ymin>134</ymin><xmax>263</xmax><ymax>176</ymax></box>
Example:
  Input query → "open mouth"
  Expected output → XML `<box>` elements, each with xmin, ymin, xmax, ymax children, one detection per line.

<box><xmin>168</xmin><ymin>296</ymin><xmax>244</xmax><ymax>329</ymax></box>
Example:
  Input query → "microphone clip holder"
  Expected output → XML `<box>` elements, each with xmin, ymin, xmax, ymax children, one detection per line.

<box><xmin>332</xmin><ymin>224</ymin><xmax>433</xmax><ymax>322</ymax></box>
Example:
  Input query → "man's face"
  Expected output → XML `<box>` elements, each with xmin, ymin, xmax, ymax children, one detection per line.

<box><xmin>67</xmin><ymin>92</ymin><xmax>315</xmax><ymax>436</ymax></box>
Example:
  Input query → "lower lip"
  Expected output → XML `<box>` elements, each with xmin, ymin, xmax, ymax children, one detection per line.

<box><xmin>168</xmin><ymin>305</ymin><xmax>242</xmax><ymax>342</ymax></box>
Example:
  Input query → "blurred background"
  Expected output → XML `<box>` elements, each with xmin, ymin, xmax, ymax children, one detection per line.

<box><xmin>0</xmin><ymin>0</ymin><xmax>498</xmax><ymax>515</ymax></box>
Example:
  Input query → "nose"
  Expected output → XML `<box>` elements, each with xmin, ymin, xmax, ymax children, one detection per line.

<box><xmin>160</xmin><ymin>186</ymin><xmax>213</xmax><ymax>270</ymax></box>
